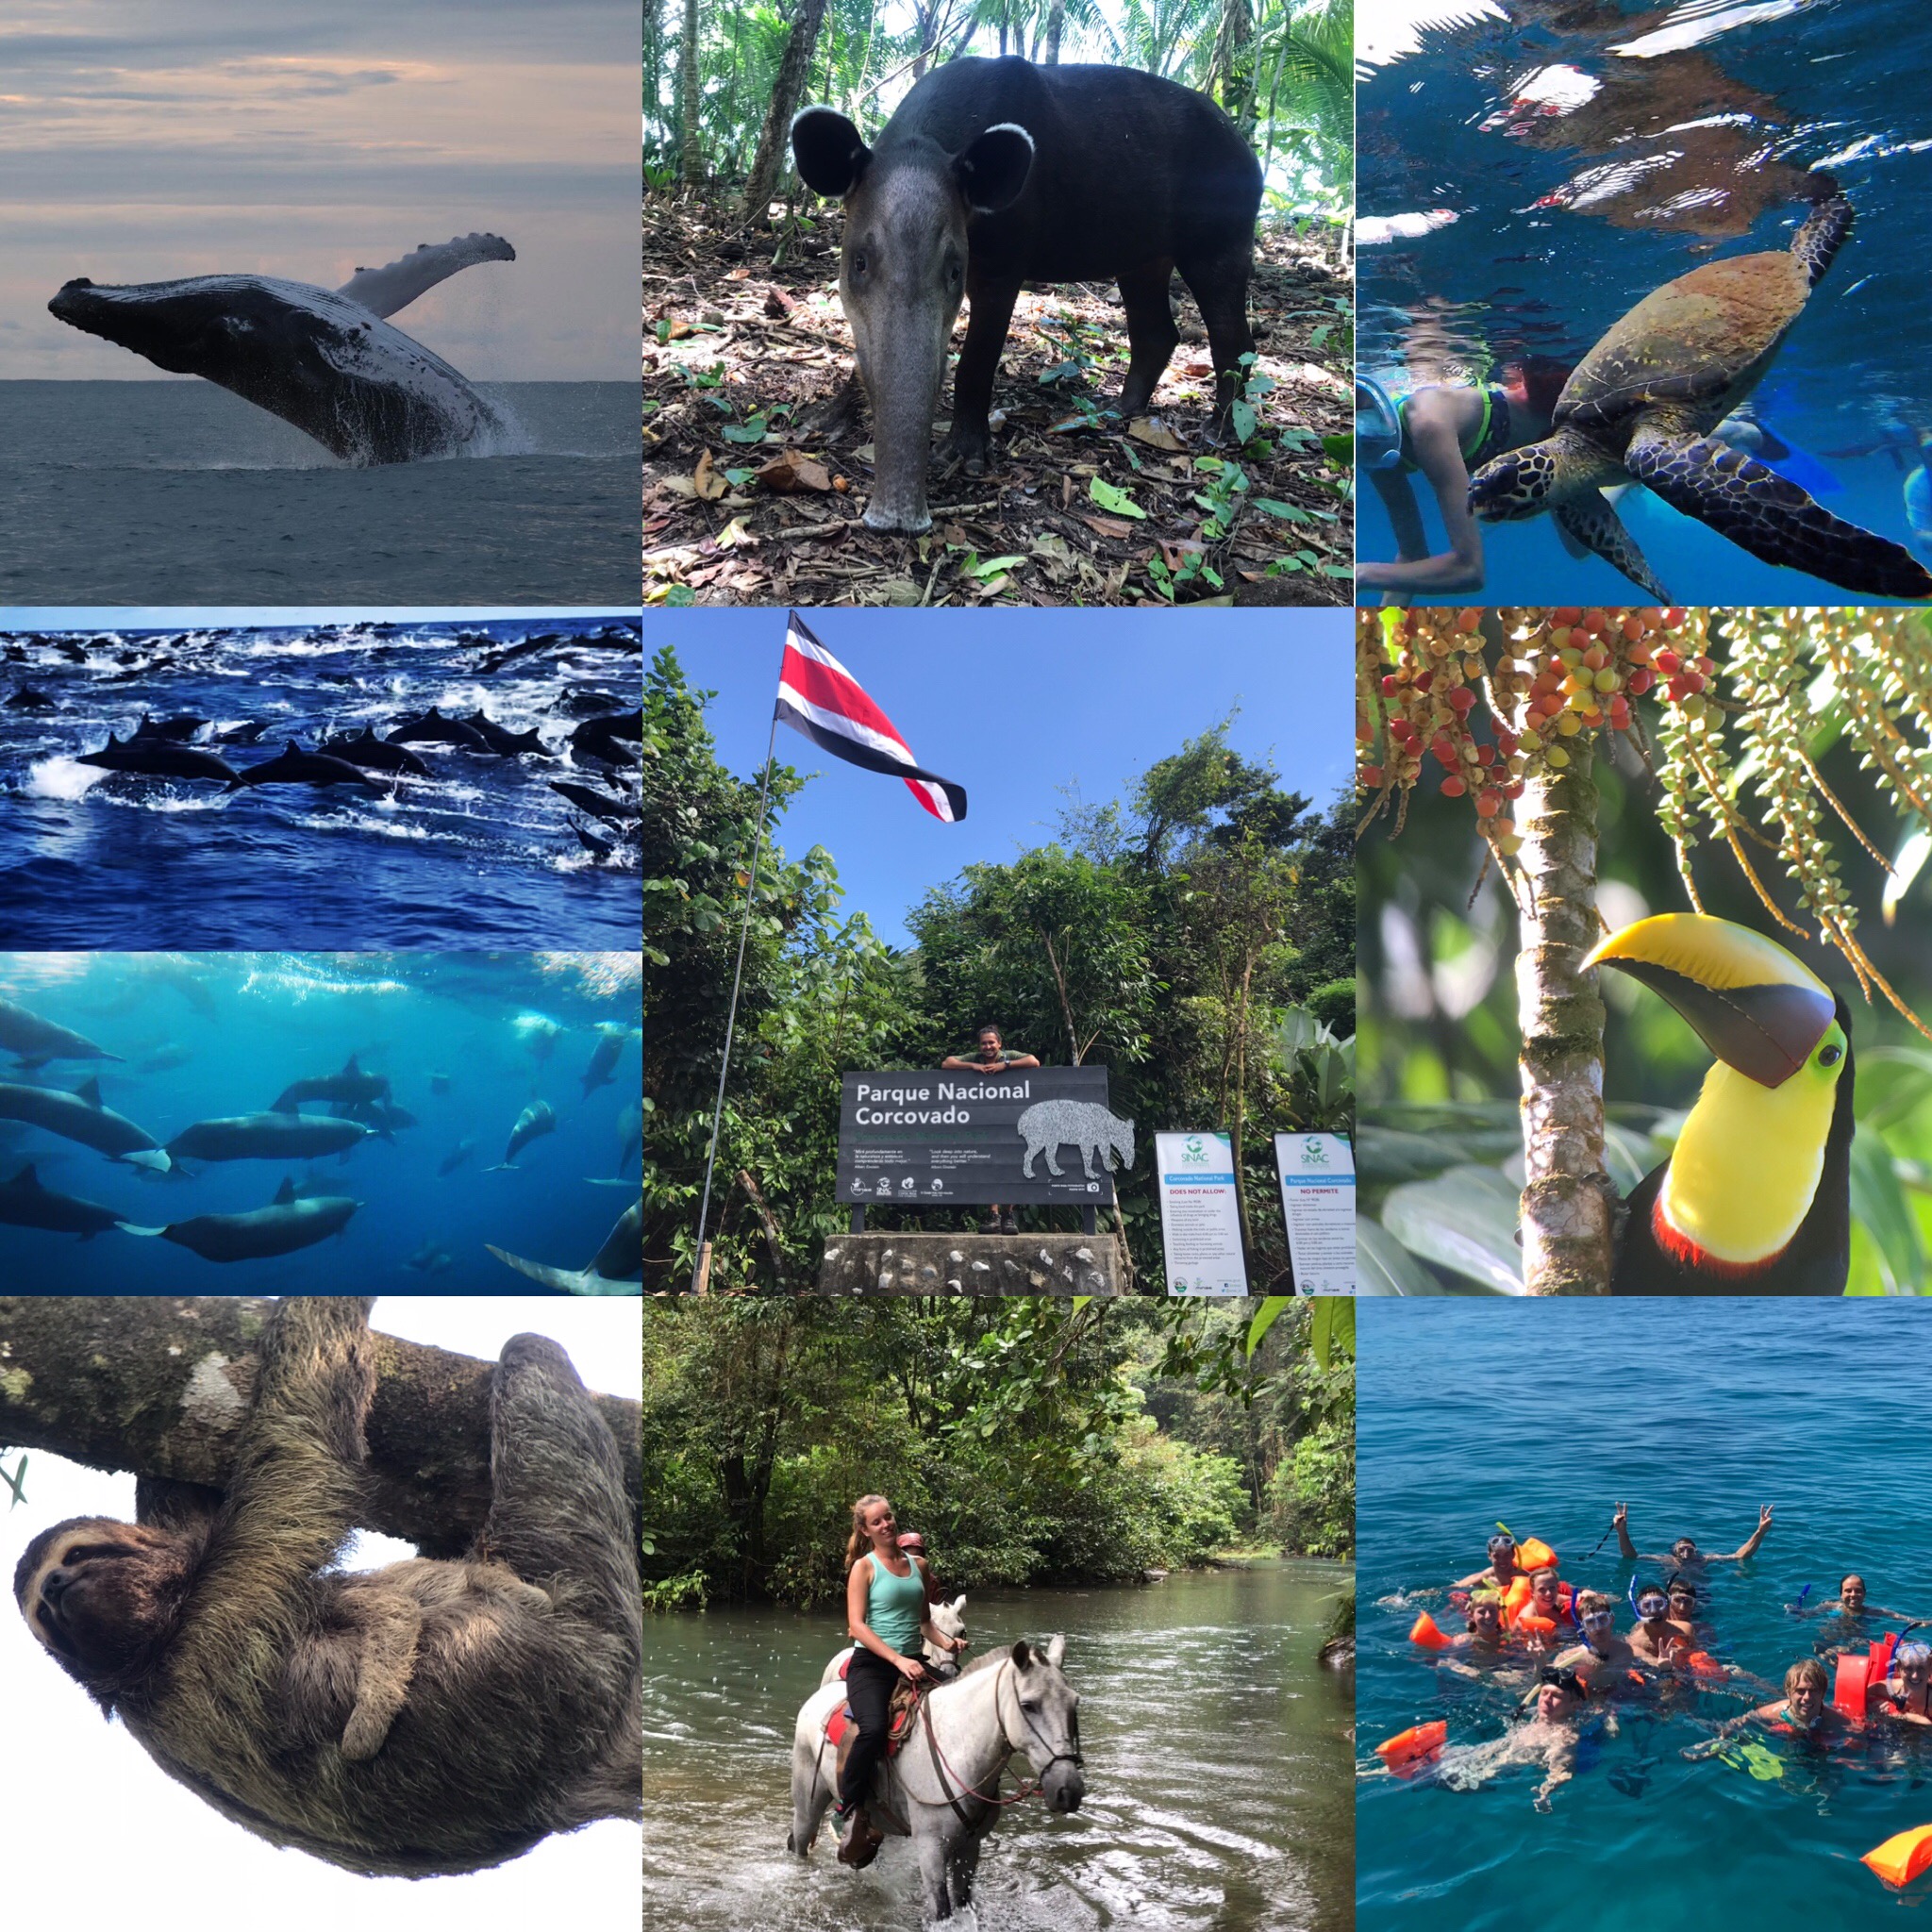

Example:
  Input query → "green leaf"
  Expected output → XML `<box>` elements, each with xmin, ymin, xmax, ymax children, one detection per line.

<box><xmin>720</xmin><ymin>422</ymin><xmax>767</xmax><ymax>444</ymax></box>
<box><xmin>1850</xmin><ymin>1123</ymin><xmax>1926</xmax><ymax>1292</ymax></box>
<box><xmin>1321</xmin><ymin>432</ymin><xmax>1353</xmax><ymax>467</ymax></box>
<box><xmin>1089</xmin><ymin>476</ymin><xmax>1145</xmax><ymax>519</ymax></box>
<box><xmin>1230</xmin><ymin>399</ymin><xmax>1257</xmax><ymax>443</ymax></box>
<box><xmin>1251</xmin><ymin>498</ymin><xmax>1311</xmax><ymax>522</ymax></box>
<box><xmin>1357</xmin><ymin>1218</ymin><xmax>1448</xmax><ymax>1294</ymax></box>
<box><xmin>1311</xmin><ymin>1296</ymin><xmax>1355</xmax><ymax>1365</ymax></box>
<box><xmin>1380</xmin><ymin>1166</ymin><xmax>1526</xmax><ymax>1293</ymax></box>
<box><xmin>968</xmin><ymin>554</ymin><xmax>1028</xmax><ymax>580</ymax></box>
<box><xmin>1244</xmin><ymin>1294</ymin><xmax>1293</xmax><ymax>1357</ymax></box>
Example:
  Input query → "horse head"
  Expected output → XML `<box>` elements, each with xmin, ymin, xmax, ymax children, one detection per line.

<box><xmin>926</xmin><ymin>1592</ymin><xmax>969</xmax><ymax>1668</ymax></box>
<box><xmin>1008</xmin><ymin>1636</ymin><xmax>1084</xmax><ymax>1813</ymax></box>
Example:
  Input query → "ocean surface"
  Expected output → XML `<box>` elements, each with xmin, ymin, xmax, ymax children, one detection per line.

<box><xmin>0</xmin><ymin>616</ymin><xmax>641</xmax><ymax>950</ymax></box>
<box><xmin>0</xmin><ymin>952</ymin><xmax>641</xmax><ymax>1292</ymax></box>
<box><xmin>1359</xmin><ymin>1299</ymin><xmax>1932</xmax><ymax>1928</ymax></box>
<box><xmin>1357</xmin><ymin>0</ymin><xmax>1932</xmax><ymax>605</ymax></box>
<box><xmin>0</xmin><ymin>382</ymin><xmax>637</xmax><ymax>605</ymax></box>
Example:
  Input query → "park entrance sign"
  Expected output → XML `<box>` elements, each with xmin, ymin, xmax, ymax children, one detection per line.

<box><xmin>837</xmin><ymin>1066</ymin><xmax>1130</xmax><ymax>1208</ymax></box>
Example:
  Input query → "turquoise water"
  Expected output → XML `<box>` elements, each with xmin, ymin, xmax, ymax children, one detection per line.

<box><xmin>1359</xmin><ymin>1299</ymin><xmax>1932</xmax><ymax>1927</ymax></box>
<box><xmin>1357</xmin><ymin>0</ymin><xmax>1932</xmax><ymax>605</ymax></box>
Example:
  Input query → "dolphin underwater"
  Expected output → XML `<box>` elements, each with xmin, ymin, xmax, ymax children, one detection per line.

<box><xmin>47</xmin><ymin>235</ymin><xmax>516</xmax><ymax>465</ymax></box>
<box><xmin>141</xmin><ymin>1177</ymin><xmax>360</xmax><ymax>1262</ymax></box>
<box><xmin>0</xmin><ymin>996</ymin><xmax>121</xmax><ymax>1070</ymax></box>
<box><xmin>165</xmin><ymin>1111</ymin><xmax>374</xmax><ymax>1164</ymax></box>
<box><xmin>490</xmin><ymin>1100</ymin><xmax>557</xmax><ymax>1170</ymax></box>
<box><xmin>0</xmin><ymin>1162</ymin><xmax>139</xmax><ymax>1240</ymax></box>
<box><xmin>0</xmin><ymin>1076</ymin><xmax>168</xmax><ymax>1170</ymax></box>
<box><xmin>438</xmin><ymin>1136</ymin><xmax>477</xmax><ymax>1177</ymax></box>
<box><xmin>487</xmin><ymin>1197</ymin><xmax>642</xmax><ymax>1294</ymax></box>
<box><xmin>271</xmin><ymin>1053</ymin><xmax>391</xmax><ymax>1114</ymax></box>
<box><xmin>579</xmin><ymin>1024</ymin><xmax>629</xmax><ymax>1098</ymax></box>
<box><xmin>77</xmin><ymin>733</ymin><xmax>240</xmax><ymax>784</ymax></box>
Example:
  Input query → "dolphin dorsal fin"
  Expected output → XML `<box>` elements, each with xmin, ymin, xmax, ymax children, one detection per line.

<box><xmin>341</xmin><ymin>1054</ymin><xmax>360</xmax><ymax>1075</ymax></box>
<box><xmin>9</xmin><ymin>1162</ymin><xmax>41</xmax><ymax>1189</ymax></box>
<box><xmin>76</xmin><ymin>1076</ymin><xmax>102</xmax><ymax>1108</ymax></box>
<box><xmin>275</xmin><ymin>1177</ymin><xmax>297</xmax><ymax>1205</ymax></box>
<box><xmin>335</xmin><ymin>234</ymin><xmax>517</xmax><ymax>319</ymax></box>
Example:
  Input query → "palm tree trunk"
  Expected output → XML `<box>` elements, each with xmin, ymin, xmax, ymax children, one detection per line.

<box><xmin>1044</xmin><ymin>0</ymin><xmax>1064</xmax><ymax>61</ymax></box>
<box><xmin>742</xmin><ymin>0</ymin><xmax>830</xmax><ymax>222</ymax></box>
<box><xmin>1515</xmin><ymin>761</ymin><xmax>1614</xmax><ymax>1293</ymax></box>
<box><xmin>677</xmin><ymin>0</ymin><xmax>704</xmax><ymax>185</ymax></box>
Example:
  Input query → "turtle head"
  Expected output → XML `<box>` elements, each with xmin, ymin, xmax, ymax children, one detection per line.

<box><xmin>1469</xmin><ymin>441</ymin><xmax>1559</xmax><ymax>522</ymax></box>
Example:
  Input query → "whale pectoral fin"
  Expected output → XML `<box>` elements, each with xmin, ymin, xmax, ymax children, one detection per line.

<box><xmin>485</xmin><ymin>1242</ymin><xmax>588</xmax><ymax>1292</ymax></box>
<box><xmin>116</xmin><ymin>1223</ymin><xmax>166</xmax><ymax>1237</ymax></box>
<box><xmin>336</xmin><ymin>233</ymin><xmax>517</xmax><ymax>319</ymax></box>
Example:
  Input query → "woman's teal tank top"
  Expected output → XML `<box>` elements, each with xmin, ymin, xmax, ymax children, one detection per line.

<box><xmin>863</xmin><ymin>1556</ymin><xmax>927</xmax><ymax>1654</ymax></box>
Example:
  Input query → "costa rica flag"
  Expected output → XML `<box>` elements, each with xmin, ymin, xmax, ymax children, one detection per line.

<box><xmin>774</xmin><ymin>613</ymin><xmax>967</xmax><ymax>823</ymax></box>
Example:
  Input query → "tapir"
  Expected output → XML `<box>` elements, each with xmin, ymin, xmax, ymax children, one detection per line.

<box><xmin>791</xmin><ymin>58</ymin><xmax>1262</xmax><ymax>533</ymax></box>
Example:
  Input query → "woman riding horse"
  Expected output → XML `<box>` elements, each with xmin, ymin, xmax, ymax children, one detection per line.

<box><xmin>837</xmin><ymin>1493</ymin><xmax>970</xmax><ymax>1868</ymax></box>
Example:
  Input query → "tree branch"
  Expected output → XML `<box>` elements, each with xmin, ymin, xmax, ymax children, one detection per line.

<box><xmin>0</xmin><ymin>1298</ymin><xmax>641</xmax><ymax>1557</ymax></box>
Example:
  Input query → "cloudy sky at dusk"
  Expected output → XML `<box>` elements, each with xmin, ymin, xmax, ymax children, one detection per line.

<box><xmin>0</xmin><ymin>1</ymin><xmax>635</xmax><ymax>380</ymax></box>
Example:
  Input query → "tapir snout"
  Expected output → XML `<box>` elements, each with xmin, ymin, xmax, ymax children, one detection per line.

<box><xmin>791</xmin><ymin>58</ymin><xmax>1261</xmax><ymax>539</ymax></box>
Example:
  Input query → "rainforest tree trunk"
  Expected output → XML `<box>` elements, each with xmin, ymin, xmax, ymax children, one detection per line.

<box><xmin>677</xmin><ymin>0</ymin><xmax>704</xmax><ymax>185</ymax></box>
<box><xmin>741</xmin><ymin>0</ymin><xmax>829</xmax><ymax>222</ymax></box>
<box><xmin>1513</xmin><ymin>760</ymin><xmax>1614</xmax><ymax>1293</ymax></box>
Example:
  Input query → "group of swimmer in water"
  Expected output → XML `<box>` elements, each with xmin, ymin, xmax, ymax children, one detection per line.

<box><xmin>1385</xmin><ymin>1504</ymin><xmax>1932</xmax><ymax>1809</ymax></box>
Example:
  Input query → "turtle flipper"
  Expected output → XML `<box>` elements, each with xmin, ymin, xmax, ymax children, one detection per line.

<box><xmin>1790</xmin><ymin>192</ymin><xmax>1854</xmax><ymax>290</ymax></box>
<box><xmin>1553</xmin><ymin>495</ymin><xmax>1670</xmax><ymax>600</ymax></box>
<box><xmin>1626</xmin><ymin>424</ymin><xmax>1932</xmax><ymax>599</ymax></box>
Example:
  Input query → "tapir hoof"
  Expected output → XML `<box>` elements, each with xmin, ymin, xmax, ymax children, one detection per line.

<box><xmin>862</xmin><ymin>500</ymin><xmax>932</xmax><ymax>535</ymax></box>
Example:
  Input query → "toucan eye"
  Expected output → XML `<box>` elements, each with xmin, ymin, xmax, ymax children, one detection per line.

<box><xmin>1819</xmin><ymin>1044</ymin><xmax>1842</xmax><ymax>1067</ymax></box>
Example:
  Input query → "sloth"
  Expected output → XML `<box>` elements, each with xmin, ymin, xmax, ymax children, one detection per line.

<box><xmin>13</xmin><ymin>1296</ymin><xmax>641</xmax><ymax>1876</ymax></box>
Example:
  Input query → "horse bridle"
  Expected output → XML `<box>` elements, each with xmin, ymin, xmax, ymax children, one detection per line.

<box><xmin>915</xmin><ymin>1660</ymin><xmax>1083</xmax><ymax>1823</ymax></box>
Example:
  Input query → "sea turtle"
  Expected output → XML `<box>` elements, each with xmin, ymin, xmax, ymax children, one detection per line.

<box><xmin>1468</xmin><ymin>193</ymin><xmax>1932</xmax><ymax>600</ymax></box>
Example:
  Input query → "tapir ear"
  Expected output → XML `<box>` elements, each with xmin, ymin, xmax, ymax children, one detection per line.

<box><xmin>791</xmin><ymin>107</ymin><xmax>872</xmax><ymax>198</ymax></box>
<box><xmin>957</xmin><ymin>123</ymin><xmax>1034</xmax><ymax>214</ymax></box>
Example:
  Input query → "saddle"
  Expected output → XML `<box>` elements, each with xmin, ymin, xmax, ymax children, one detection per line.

<box><xmin>825</xmin><ymin>1664</ymin><xmax>923</xmax><ymax>1834</ymax></box>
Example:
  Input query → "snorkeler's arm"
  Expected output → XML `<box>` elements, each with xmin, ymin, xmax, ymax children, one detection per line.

<box><xmin>1532</xmin><ymin>1737</ymin><xmax>1576</xmax><ymax>1810</ymax></box>
<box><xmin>1611</xmin><ymin>1502</ymin><xmax>1640</xmax><ymax>1562</ymax></box>
<box><xmin>1451</xmin><ymin>1569</ymin><xmax>1493</xmax><ymax>1590</ymax></box>
<box><xmin>1363</xmin><ymin>467</ymin><xmax>1429</xmax><ymax>563</ymax></box>
<box><xmin>1357</xmin><ymin>397</ymin><xmax>1487</xmax><ymax>591</ymax></box>
<box><xmin>1715</xmin><ymin>1505</ymin><xmax>1774</xmax><ymax>1562</ymax></box>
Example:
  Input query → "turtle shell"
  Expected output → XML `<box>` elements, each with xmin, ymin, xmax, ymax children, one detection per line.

<box><xmin>1556</xmin><ymin>249</ymin><xmax>1813</xmax><ymax>432</ymax></box>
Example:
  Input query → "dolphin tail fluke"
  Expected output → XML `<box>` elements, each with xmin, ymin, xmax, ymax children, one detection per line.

<box><xmin>123</xmin><ymin>1150</ymin><xmax>171</xmax><ymax>1174</ymax></box>
<box><xmin>337</xmin><ymin>234</ymin><xmax>517</xmax><ymax>319</ymax></box>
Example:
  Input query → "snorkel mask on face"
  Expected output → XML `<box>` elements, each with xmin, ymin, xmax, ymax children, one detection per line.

<box><xmin>1357</xmin><ymin>375</ymin><xmax>1404</xmax><ymax>471</ymax></box>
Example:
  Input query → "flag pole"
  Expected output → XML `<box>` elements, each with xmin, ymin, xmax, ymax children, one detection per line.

<box><xmin>690</xmin><ymin>625</ymin><xmax>787</xmax><ymax>1293</ymax></box>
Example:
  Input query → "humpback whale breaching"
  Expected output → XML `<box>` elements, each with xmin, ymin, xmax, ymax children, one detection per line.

<box><xmin>48</xmin><ymin>234</ymin><xmax>516</xmax><ymax>464</ymax></box>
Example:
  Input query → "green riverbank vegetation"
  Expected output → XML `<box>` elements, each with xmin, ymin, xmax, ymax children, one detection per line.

<box><xmin>640</xmin><ymin>1296</ymin><xmax>1353</xmax><ymax>1610</ymax></box>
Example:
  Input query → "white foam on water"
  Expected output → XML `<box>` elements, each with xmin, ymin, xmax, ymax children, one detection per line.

<box><xmin>27</xmin><ymin>758</ymin><xmax>105</xmax><ymax>801</ymax></box>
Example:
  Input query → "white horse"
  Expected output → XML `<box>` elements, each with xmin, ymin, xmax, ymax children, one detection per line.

<box><xmin>789</xmin><ymin>1636</ymin><xmax>1086</xmax><ymax>1921</ymax></box>
<box><xmin>818</xmin><ymin>1594</ymin><xmax>970</xmax><ymax>1688</ymax></box>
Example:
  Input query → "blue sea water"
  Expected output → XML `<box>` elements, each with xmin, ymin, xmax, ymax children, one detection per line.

<box><xmin>0</xmin><ymin>616</ymin><xmax>641</xmax><ymax>950</ymax></box>
<box><xmin>0</xmin><ymin>382</ymin><xmax>637</xmax><ymax>605</ymax></box>
<box><xmin>1359</xmin><ymin>1298</ymin><xmax>1932</xmax><ymax>1929</ymax></box>
<box><xmin>1357</xmin><ymin>0</ymin><xmax>1932</xmax><ymax>605</ymax></box>
<box><xmin>0</xmin><ymin>952</ymin><xmax>641</xmax><ymax>1292</ymax></box>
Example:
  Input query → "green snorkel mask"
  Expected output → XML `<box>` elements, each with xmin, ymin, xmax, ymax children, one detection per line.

<box><xmin>1357</xmin><ymin>375</ymin><xmax>1404</xmax><ymax>471</ymax></box>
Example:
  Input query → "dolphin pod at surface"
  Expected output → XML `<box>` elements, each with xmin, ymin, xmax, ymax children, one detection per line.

<box><xmin>0</xmin><ymin>987</ymin><xmax>644</xmax><ymax>1283</ymax></box>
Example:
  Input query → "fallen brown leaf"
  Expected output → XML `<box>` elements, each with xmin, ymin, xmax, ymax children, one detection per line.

<box><xmin>756</xmin><ymin>452</ymin><xmax>832</xmax><ymax>494</ymax></box>
<box><xmin>1080</xmin><ymin>514</ymin><xmax>1136</xmax><ymax>540</ymax></box>
<box><xmin>1129</xmin><ymin>417</ymin><xmax>1189</xmax><ymax>452</ymax></box>
<box><xmin>763</xmin><ymin>286</ymin><xmax>799</xmax><ymax>317</ymax></box>
<box><xmin>692</xmin><ymin>450</ymin><xmax>729</xmax><ymax>501</ymax></box>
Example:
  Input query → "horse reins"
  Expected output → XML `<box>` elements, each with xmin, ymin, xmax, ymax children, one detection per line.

<box><xmin>914</xmin><ymin>1661</ymin><xmax>1082</xmax><ymax>1817</ymax></box>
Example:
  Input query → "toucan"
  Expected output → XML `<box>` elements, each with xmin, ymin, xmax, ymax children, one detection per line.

<box><xmin>1583</xmin><ymin>913</ymin><xmax>1854</xmax><ymax>1295</ymax></box>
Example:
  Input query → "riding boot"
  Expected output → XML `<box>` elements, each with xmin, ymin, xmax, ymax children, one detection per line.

<box><xmin>837</xmin><ymin>1806</ymin><xmax>882</xmax><ymax>1868</ymax></box>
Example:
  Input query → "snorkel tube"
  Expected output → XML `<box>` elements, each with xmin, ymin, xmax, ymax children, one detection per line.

<box><xmin>1357</xmin><ymin>375</ymin><xmax>1404</xmax><ymax>471</ymax></box>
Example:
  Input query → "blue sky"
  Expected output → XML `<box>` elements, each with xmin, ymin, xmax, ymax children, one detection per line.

<box><xmin>652</xmin><ymin>608</ymin><xmax>1354</xmax><ymax>947</ymax></box>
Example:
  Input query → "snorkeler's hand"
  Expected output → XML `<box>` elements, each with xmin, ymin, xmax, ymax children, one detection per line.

<box><xmin>1613</xmin><ymin>1503</ymin><xmax>1627</xmax><ymax>1527</ymax></box>
<box><xmin>1759</xmin><ymin>1505</ymin><xmax>1774</xmax><ymax>1526</ymax></box>
<box><xmin>1533</xmin><ymin>1791</ymin><xmax>1552</xmax><ymax>1814</ymax></box>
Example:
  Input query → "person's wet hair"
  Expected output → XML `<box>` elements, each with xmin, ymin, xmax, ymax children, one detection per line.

<box><xmin>1840</xmin><ymin>1574</ymin><xmax>1865</xmax><ymax>1594</ymax></box>
<box><xmin>1537</xmin><ymin>1667</ymin><xmax>1586</xmax><ymax>1701</ymax></box>
<box><xmin>1575</xmin><ymin>1591</ymin><xmax>1613</xmax><ymax>1617</ymax></box>
<box><xmin>1897</xmin><ymin>1643</ymin><xmax>1932</xmax><ymax>1674</ymax></box>
<box><xmin>1785</xmin><ymin>1657</ymin><xmax>1829</xmax><ymax>1696</ymax></box>
<box><xmin>1505</xmin><ymin>353</ymin><xmax>1575</xmax><ymax>422</ymax></box>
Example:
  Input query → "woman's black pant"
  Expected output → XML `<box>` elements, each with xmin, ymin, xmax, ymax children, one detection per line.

<box><xmin>839</xmin><ymin>1647</ymin><xmax>902</xmax><ymax>1810</ymax></box>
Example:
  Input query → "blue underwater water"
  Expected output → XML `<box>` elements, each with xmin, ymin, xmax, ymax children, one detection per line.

<box><xmin>0</xmin><ymin>616</ymin><xmax>641</xmax><ymax>951</ymax></box>
<box><xmin>0</xmin><ymin>952</ymin><xmax>641</xmax><ymax>1293</ymax></box>
<box><xmin>0</xmin><ymin>381</ymin><xmax>638</xmax><ymax>605</ymax></box>
<box><xmin>1357</xmin><ymin>0</ymin><xmax>1932</xmax><ymax>605</ymax></box>
<box><xmin>1358</xmin><ymin>1298</ymin><xmax>1932</xmax><ymax>1930</ymax></box>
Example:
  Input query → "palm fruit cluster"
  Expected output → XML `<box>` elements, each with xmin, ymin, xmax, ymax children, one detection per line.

<box><xmin>1357</xmin><ymin>606</ymin><xmax>1711</xmax><ymax>857</ymax></box>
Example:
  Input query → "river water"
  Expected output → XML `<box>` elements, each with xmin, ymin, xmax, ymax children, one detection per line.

<box><xmin>641</xmin><ymin>1559</ymin><xmax>1353</xmax><ymax>1932</ymax></box>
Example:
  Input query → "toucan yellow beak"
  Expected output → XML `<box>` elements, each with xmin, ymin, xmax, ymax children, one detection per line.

<box><xmin>1583</xmin><ymin>913</ymin><xmax>1836</xmax><ymax>1091</ymax></box>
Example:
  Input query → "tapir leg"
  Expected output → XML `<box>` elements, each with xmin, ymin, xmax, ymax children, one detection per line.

<box><xmin>803</xmin><ymin>370</ymin><xmax>866</xmax><ymax>438</ymax></box>
<box><xmin>1178</xmin><ymin>249</ymin><xmax>1257</xmax><ymax>428</ymax></box>
<box><xmin>942</xmin><ymin>274</ymin><xmax>1021</xmax><ymax>473</ymax></box>
<box><xmin>1116</xmin><ymin>261</ymin><xmax>1180</xmax><ymax>421</ymax></box>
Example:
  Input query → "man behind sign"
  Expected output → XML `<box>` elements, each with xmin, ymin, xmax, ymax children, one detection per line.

<box><xmin>940</xmin><ymin>1024</ymin><xmax>1041</xmax><ymax>1234</ymax></box>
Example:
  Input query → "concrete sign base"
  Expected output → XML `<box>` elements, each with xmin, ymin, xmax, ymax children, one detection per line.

<box><xmin>816</xmin><ymin>1231</ymin><xmax>1130</xmax><ymax>1296</ymax></box>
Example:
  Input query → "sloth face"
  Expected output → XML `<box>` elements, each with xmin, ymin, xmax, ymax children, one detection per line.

<box><xmin>14</xmin><ymin>1518</ymin><xmax>181</xmax><ymax>1692</ymax></box>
